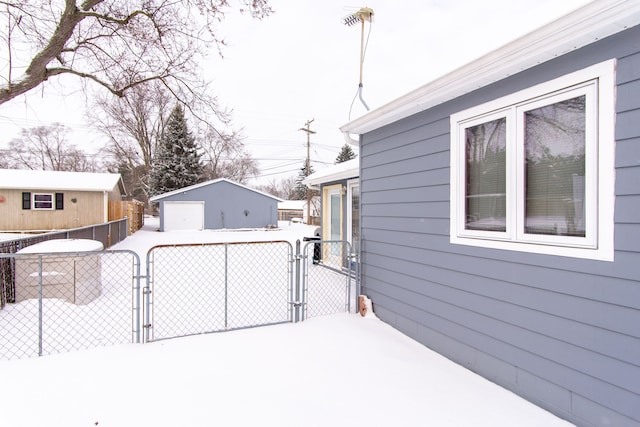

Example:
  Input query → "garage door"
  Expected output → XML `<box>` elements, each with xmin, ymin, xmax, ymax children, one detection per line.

<box><xmin>164</xmin><ymin>202</ymin><xmax>204</xmax><ymax>231</ymax></box>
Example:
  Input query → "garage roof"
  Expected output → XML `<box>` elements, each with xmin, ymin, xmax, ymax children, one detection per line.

<box><xmin>149</xmin><ymin>178</ymin><xmax>283</xmax><ymax>202</ymax></box>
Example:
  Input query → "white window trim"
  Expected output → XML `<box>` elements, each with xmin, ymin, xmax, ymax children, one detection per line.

<box><xmin>32</xmin><ymin>193</ymin><xmax>55</xmax><ymax>211</ymax></box>
<box><xmin>347</xmin><ymin>179</ymin><xmax>360</xmax><ymax>250</ymax></box>
<box><xmin>450</xmin><ymin>59</ymin><xmax>615</xmax><ymax>261</ymax></box>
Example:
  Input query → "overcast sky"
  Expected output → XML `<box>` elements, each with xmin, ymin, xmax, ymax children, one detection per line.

<box><xmin>0</xmin><ymin>0</ymin><xmax>592</xmax><ymax>185</ymax></box>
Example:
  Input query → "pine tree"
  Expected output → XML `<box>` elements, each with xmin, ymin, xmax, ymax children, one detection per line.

<box><xmin>293</xmin><ymin>161</ymin><xmax>315</xmax><ymax>200</ymax></box>
<box><xmin>335</xmin><ymin>143</ymin><xmax>357</xmax><ymax>164</ymax></box>
<box><xmin>149</xmin><ymin>105</ymin><xmax>203</xmax><ymax>196</ymax></box>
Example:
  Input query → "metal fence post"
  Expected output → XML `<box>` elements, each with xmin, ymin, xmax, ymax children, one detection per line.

<box><xmin>294</xmin><ymin>239</ymin><xmax>301</xmax><ymax>323</ymax></box>
<box><xmin>224</xmin><ymin>243</ymin><xmax>229</xmax><ymax>329</ymax></box>
<box><xmin>133</xmin><ymin>252</ymin><xmax>142</xmax><ymax>344</ymax></box>
<box><xmin>300</xmin><ymin>241</ymin><xmax>309</xmax><ymax>322</ymax></box>
<box><xmin>38</xmin><ymin>256</ymin><xmax>43</xmax><ymax>357</ymax></box>
<box><xmin>144</xmin><ymin>251</ymin><xmax>153</xmax><ymax>343</ymax></box>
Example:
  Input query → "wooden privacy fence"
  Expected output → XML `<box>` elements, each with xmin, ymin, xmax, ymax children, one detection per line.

<box><xmin>108</xmin><ymin>200</ymin><xmax>145</xmax><ymax>235</ymax></box>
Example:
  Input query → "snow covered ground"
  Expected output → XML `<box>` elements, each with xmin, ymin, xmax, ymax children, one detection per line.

<box><xmin>114</xmin><ymin>217</ymin><xmax>320</xmax><ymax>266</ymax></box>
<box><xmin>0</xmin><ymin>218</ymin><xmax>575</xmax><ymax>426</ymax></box>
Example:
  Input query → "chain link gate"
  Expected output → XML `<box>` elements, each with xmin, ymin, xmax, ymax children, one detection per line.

<box><xmin>300</xmin><ymin>240</ymin><xmax>358</xmax><ymax>320</ymax></box>
<box><xmin>144</xmin><ymin>241</ymin><xmax>295</xmax><ymax>342</ymax></box>
<box><xmin>144</xmin><ymin>239</ymin><xmax>358</xmax><ymax>343</ymax></box>
<box><xmin>0</xmin><ymin>250</ymin><xmax>141</xmax><ymax>360</ymax></box>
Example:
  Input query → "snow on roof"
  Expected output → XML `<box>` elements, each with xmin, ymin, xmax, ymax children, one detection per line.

<box><xmin>303</xmin><ymin>158</ymin><xmax>359</xmax><ymax>188</ymax></box>
<box><xmin>149</xmin><ymin>178</ymin><xmax>283</xmax><ymax>202</ymax></box>
<box><xmin>341</xmin><ymin>0</ymin><xmax>640</xmax><ymax>135</ymax></box>
<box><xmin>0</xmin><ymin>169</ymin><xmax>125</xmax><ymax>193</ymax></box>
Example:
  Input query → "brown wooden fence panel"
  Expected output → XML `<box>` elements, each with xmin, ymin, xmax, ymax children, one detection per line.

<box><xmin>108</xmin><ymin>200</ymin><xmax>144</xmax><ymax>235</ymax></box>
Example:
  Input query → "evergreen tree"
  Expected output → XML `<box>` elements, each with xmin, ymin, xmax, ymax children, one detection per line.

<box><xmin>335</xmin><ymin>143</ymin><xmax>357</xmax><ymax>164</ymax></box>
<box><xmin>149</xmin><ymin>105</ymin><xmax>203</xmax><ymax>196</ymax></box>
<box><xmin>293</xmin><ymin>161</ymin><xmax>315</xmax><ymax>200</ymax></box>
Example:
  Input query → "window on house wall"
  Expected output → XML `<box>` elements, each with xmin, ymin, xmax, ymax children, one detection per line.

<box><xmin>450</xmin><ymin>60</ymin><xmax>615</xmax><ymax>261</ymax></box>
<box><xmin>347</xmin><ymin>181</ymin><xmax>360</xmax><ymax>254</ymax></box>
<box><xmin>22</xmin><ymin>192</ymin><xmax>65</xmax><ymax>210</ymax></box>
<box><xmin>33</xmin><ymin>193</ymin><xmax>55</xmax><ymax>210</ymax></box>
<box><xmin>329</xmin><ymin>190</ymin><xmax>341</xmax><ymax>255</ymax></box>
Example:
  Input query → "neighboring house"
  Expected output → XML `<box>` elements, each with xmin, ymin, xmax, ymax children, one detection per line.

<box><xmin>340</xmin><ymin>2</ymin><xmax>640</xmax><ymax>427</ymax></box>
<box><xmin>278</xmin><ymin>200</ymin><xmax>305</xmax><ymax>222</ymax></box>
<box><xmin>149</xmin><ymin>178</ymin><xmax>282</xmax><ymax>231</ymax></box>
<box><xmin>0</xmin><ymin>169</ymin><xmax>126</xmax><ymax>232</ymax></box>
<box><xmin>304</xmin><ymin>157</ymin><xmax>359</xmax><ymax>253</ymax></box>
<box><xmin>277</xmin><ymin>198</ymin><xmax>321</xmax><ymax>224</ymax></box>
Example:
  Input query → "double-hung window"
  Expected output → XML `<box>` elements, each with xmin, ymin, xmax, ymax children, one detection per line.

<box><xmin>22</xmin><ymin>192</ymin><xmax>64</xmax><ymax>210</ymax></box>
<box><xmin>32</xmin><ymin>193</ymin><xmax>55</xmax><ymax>210</ymax></box>
<box><xmin>450</xmin><ymin>60</ymin><xmax>615</xmax><ymax>261</ymax></box>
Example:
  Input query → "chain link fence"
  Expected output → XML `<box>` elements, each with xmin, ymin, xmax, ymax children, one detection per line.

<box><xmin>0</xmin><ymin>218</ymin><xmax>129</xmax><ymax>310</ymax></box>
<box><xmin>1</xmin><ymin>239</ymin><xmax>357</xmax><ymax>359</ymax></box>
<box><xmin>0</xmin><ymin>250</ymin><xmax>140</xmax><ymax>360</ymax></box>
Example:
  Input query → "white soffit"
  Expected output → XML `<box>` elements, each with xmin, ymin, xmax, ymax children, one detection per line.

<box><xmin>303</xmin><ymin>158</ymin><xmax>359</xmax><ymax>187</ymax></box>
<box><xmin>340</xmin><ymin>0</ymin><xmax>640</xmax><ymax>135</ymax></box>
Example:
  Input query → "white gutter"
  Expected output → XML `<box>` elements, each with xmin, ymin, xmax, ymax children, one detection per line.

<box><xmin>340</xmin><ymin>0</ymin><xmax>640</xmax><ymax>137</ymax></box>
<box><xmin>303</xmin><ymin>158</ymin><xmax>359</xmax><ymax>189</ymax></box>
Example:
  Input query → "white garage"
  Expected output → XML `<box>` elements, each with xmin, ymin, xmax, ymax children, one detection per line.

<box><xmin>163</xmin><ymin>202</ymin><xmax>204</xmax><ymax>231</ymax></box>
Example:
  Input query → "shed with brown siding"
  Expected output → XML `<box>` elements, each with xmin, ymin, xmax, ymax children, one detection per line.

<box><xmin>0</xmin><ymin>169</ymin><xmax>126</xmax><ymax>232</ymax></box>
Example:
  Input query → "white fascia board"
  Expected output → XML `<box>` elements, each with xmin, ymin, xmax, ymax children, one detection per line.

<box><xmin>340</xmin><ymin>0</ymin><xmax>640</xmax><ymax>136</ymax></box>
<box><xmin>303</xmin><ymin>159</ymin><xmax>359</xmax><ymax>187</ymax></box>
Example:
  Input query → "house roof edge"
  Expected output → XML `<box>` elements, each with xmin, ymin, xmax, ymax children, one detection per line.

<box><xmin>340</xmin><ymin>0</ymin><xmax>640</xmax><ymax>136</ymax></box>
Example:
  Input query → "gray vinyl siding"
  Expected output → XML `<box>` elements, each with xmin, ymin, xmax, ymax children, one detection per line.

<box><xmin>358</xmin><ymin>24</ymin><xmax>640</xmax><ymax>427</ymax></box>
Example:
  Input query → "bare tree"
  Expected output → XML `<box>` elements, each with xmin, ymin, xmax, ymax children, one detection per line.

<box><xmin>254</xmin><ymin>176</ymin><xmax>298</xmax><ymax>200</ymax></box>
<box><xmin>90</xmin><ymin>81</ymin><xmax>173</xmax><ymax>201</ymax></box>
<box><xmin>0</xmin><ymin>153</ymin><xmax>10</xmax><ymax>168</ymax></box>
<box><xmin>0</xmin><ymin>0</ymin><xmax>272</xmax><ymax>106</ymax></box>
<box><xmin>92</xmin><ymin>80</ymin><xmax>254</xmax><ymax>203</ymax></box>
<box><xmin>4</xmin><ymin>123</ymin><xmax>98</xmax><ymax>171</ymax></box>
<box><xmin>200</xmin><ymin>127</ymin><xmax>259</xmax><ymax>184</ymax></box>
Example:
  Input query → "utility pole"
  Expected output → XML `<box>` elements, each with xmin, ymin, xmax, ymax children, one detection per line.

<box><xmin>299</xmin><ymin>119</ymin><xmax>315</xmax><ymax>225</ymax></box>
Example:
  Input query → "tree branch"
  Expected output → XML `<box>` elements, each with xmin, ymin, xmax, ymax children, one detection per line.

<box><xmin>0</xmin><ymin>0</ymin><xmax>273</xmax><ymax>106</ymax></box>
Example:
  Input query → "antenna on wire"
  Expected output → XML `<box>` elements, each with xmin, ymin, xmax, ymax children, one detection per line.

<box><xmin>342</xmin><ymin>7</ymin><xmax>374</xmax><ymax>111</ymax></box>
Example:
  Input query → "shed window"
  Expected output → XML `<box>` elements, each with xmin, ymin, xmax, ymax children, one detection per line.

<box><xmin>450</xmin><ymin>60</ymin><xmax>615</xmax><ymax>261</ymax></box>
<box><xmin>32</xmin><ymin>193</ymin><xmax>54</xmax><ymax>210</ymax></box>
